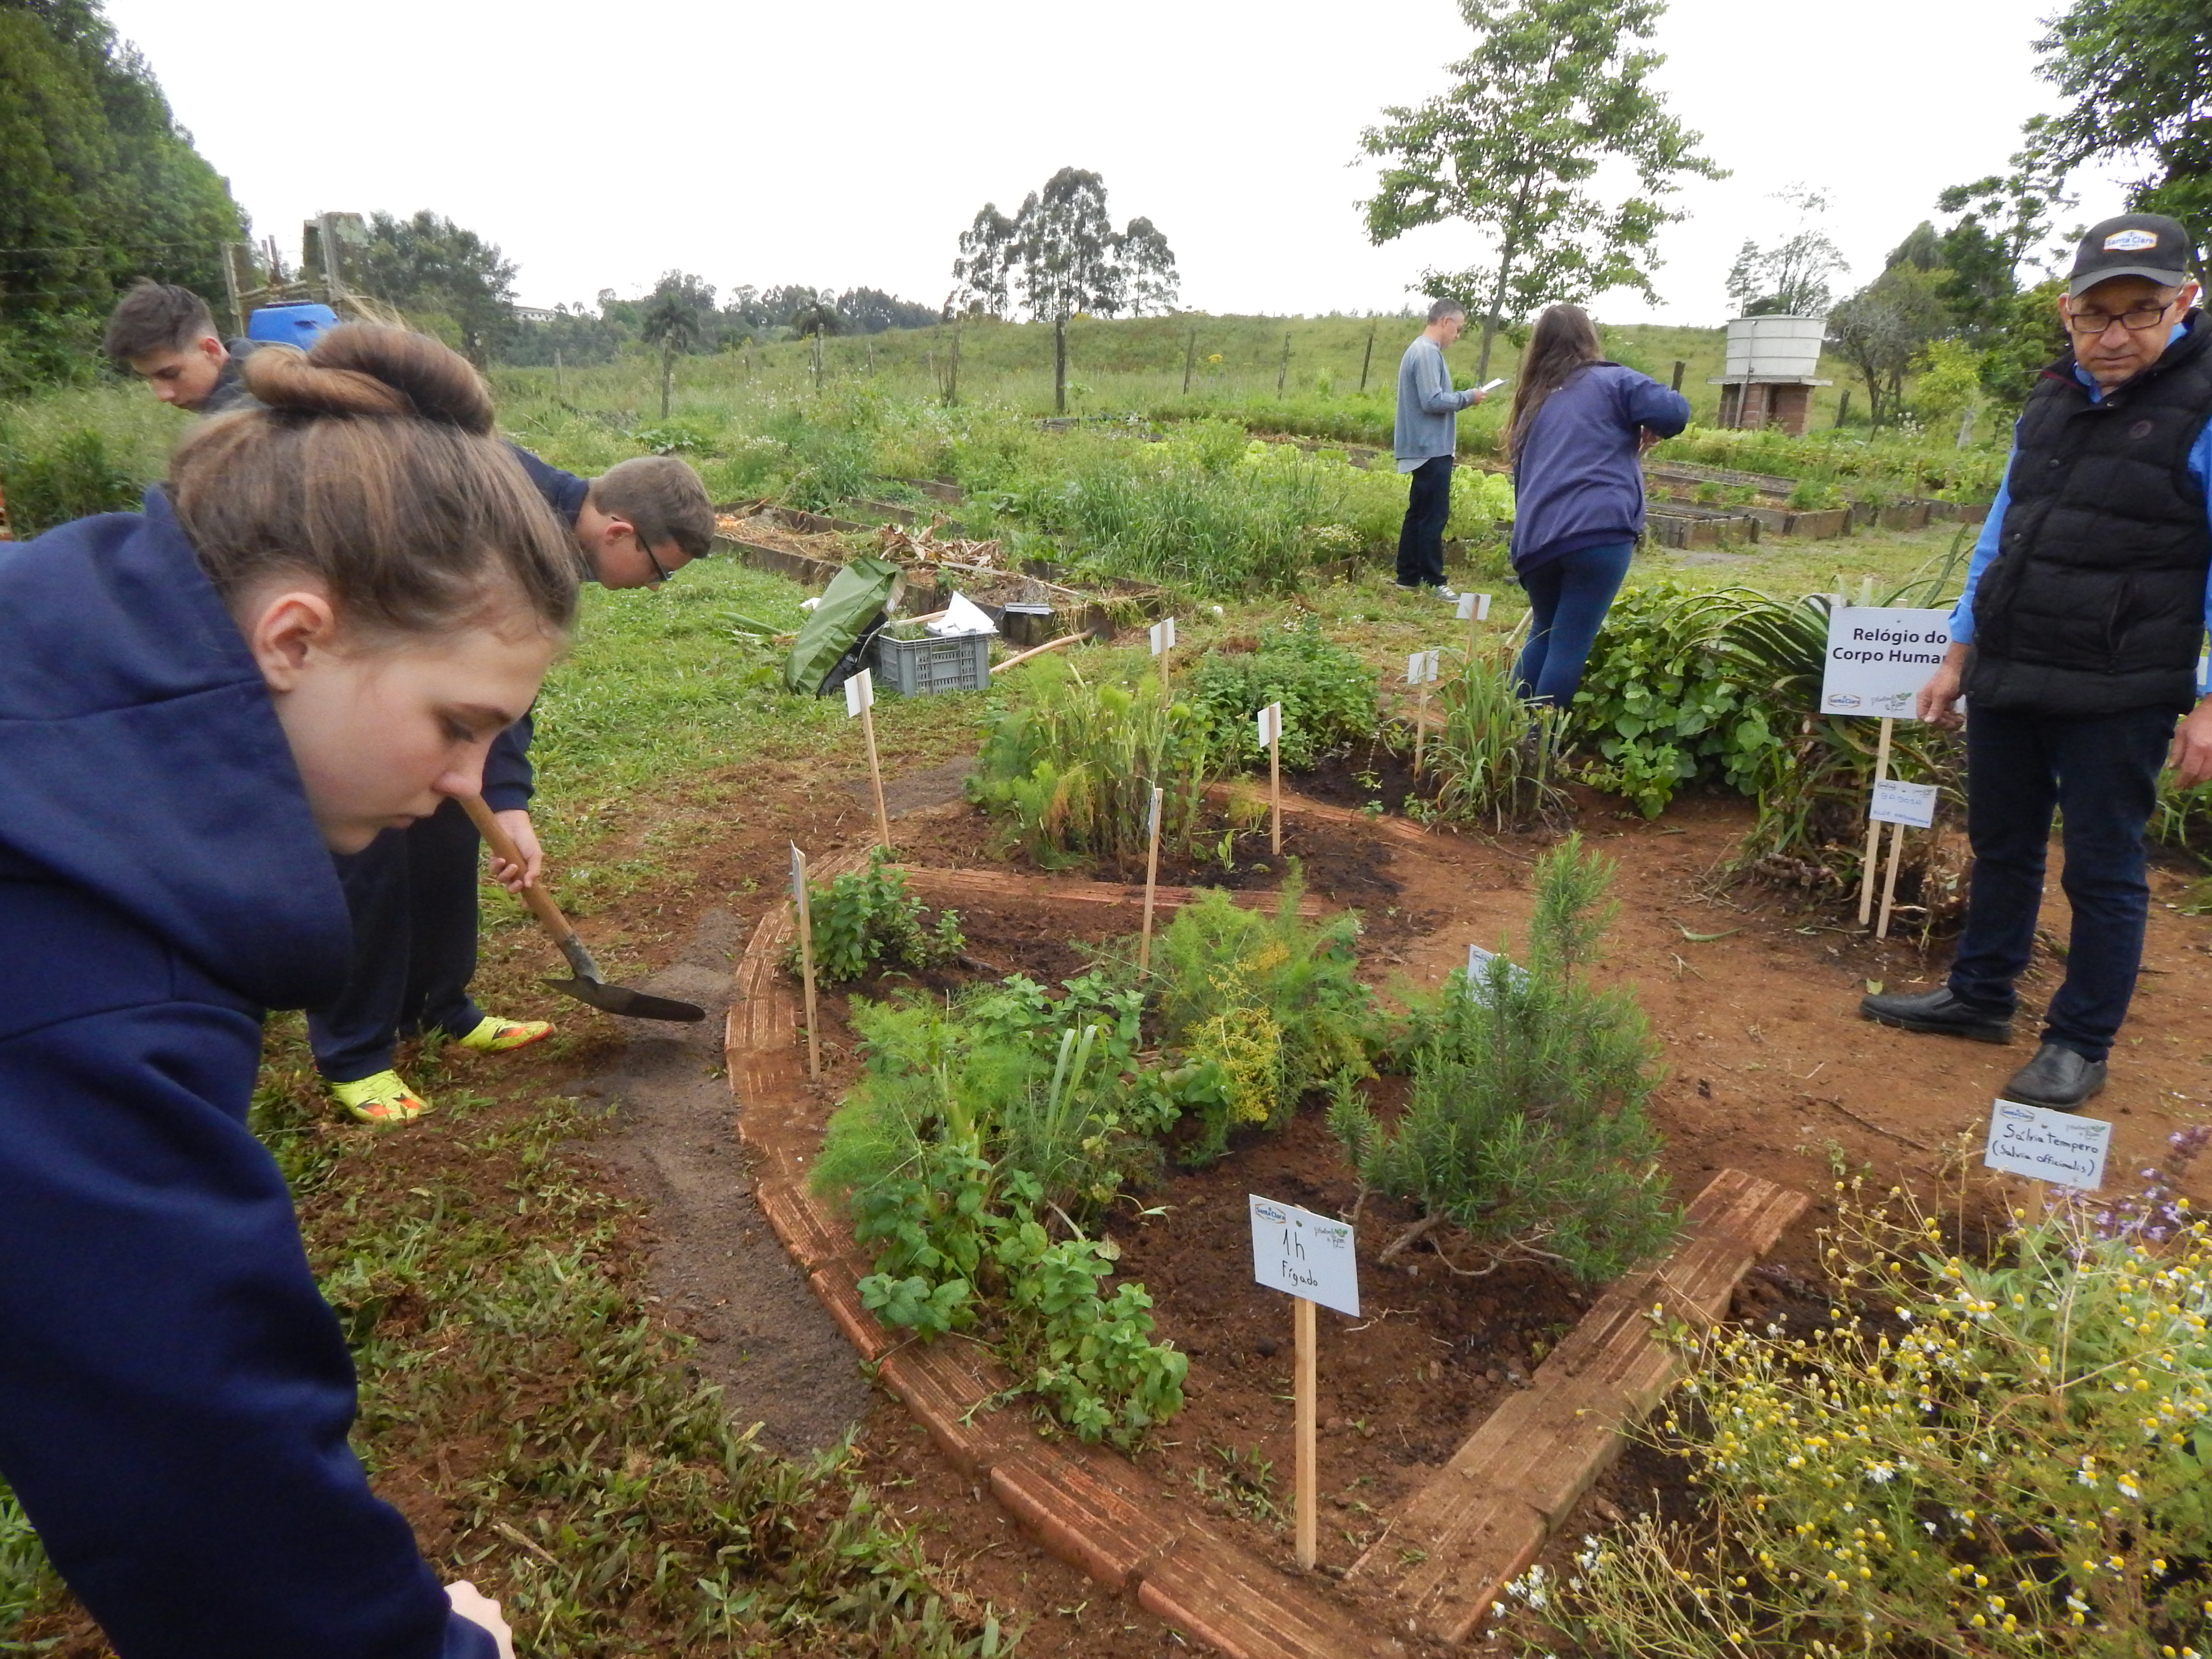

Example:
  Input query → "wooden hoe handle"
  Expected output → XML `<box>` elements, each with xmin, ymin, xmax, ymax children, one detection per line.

<box><xmin>459</xmin><ymin>794</ymin><xmax>576</xmax><ymax>946</ymax></box>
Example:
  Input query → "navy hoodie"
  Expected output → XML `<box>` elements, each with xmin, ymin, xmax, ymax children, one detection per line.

<box><xmin>1508</xmin><ymin>362</ymin><xmax>1691</xmax><ymax>573</ymax></box>
<box><xmin>0</xmin><ymin>490</ymin><xmax>496</xmax><ymax>1659</ymax></box>
<box><xmin>480</xmin><ymin>447</ymin><xmax>590</xmax><ymax>811</ymax></box>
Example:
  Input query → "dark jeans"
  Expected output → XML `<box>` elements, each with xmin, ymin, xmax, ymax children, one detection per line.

<box><xmin>1947</xmin><ymin>702</ymin><xmax>2177</xmax><ymax>1063</ymax></box>
<box><xmin>308</xmin><ymin>797</ymin><xmax>487</xmax><ymax>1083</ymax></box>
<box><xmin>1512</xmin><ymin>541</ymin><xmax>1636</xmax><ymax>705</ymax></box>
<box><xmin>1395</xmin><ymin>455</ymin><xmax>1453</xmax><ymax>587</ymax></box>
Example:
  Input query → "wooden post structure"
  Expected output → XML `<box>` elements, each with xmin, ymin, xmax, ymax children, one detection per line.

<box><xmin>1875</xmin><ymin>819</ymin><xmax>1908</xmax><ymax>940</ymax></box>
<box><xmin>948</xmin><ymin>324</ymin><xmax>962</xmax><ymax>405</ymax></box>
<box><xmin>1294</xmin><ymin>1295</ymin><xmax>1317</xmax><ymax>1570</ymax></box>
<box><xmin>1150</xmin><ymin>615</ymin><xmax>1176</xmax><ymax>683</ymax></box>
<box><xmin>1834</xmin><ymin>389</ymin><xmax>1851</xmax><ymax>429</ymax></box>
<box><xmin>1277</xmin><ymin>332</ymin><xmax>1291</xmax><ymax>397</ymax></box>
<box><xmin>220</xmin><ymin>242</ymin><xmax>248</xmax><ymax>336</ymax></box>
<box><xmin>553</xmin><ymin>347</ymin><xmax>564</xmax><ymax>402</ymax></box>
<box><xmin>846</xmin><ymin>669</ymin><xmax>892</xmax><ymax>851</ymax></box>
<box><xmin>1857</xmin><ymin>717</ymin><xmax>1895</xmax><ymax>926</ymax></box>
<box><xmin>1138</xmin><ymin>786</ymin><xmax>1164</xmax><ymax>974</ymax></box>
<box><xmin>1358</xmin><ymin>325</ymin><xmax>1376</xmax><ymax>394</ymax></box>
<box><xmin>1182</xmin><ymin>326</ymin><xmax>1197</xmax><ymax>395</ymax></box>
<box><xmin>791</xmin><ymin>844</ymin><xmax>821</xmax><ymax>1081</ymax></box>
<box><xmin>1261</xmin><ymin>702</ymin><xmax>1283</xmax><ymax>855</ymax></box>
<box><xmin>1670</xmin><ymin>359</ymin><xmax>1686</xmax><ymax>392</ymax></box>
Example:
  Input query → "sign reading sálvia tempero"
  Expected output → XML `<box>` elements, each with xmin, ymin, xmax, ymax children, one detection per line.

<box><xmin>1820</xmin><ymin>607</ymin><xmax>1951</xmax><ymax>716</ymax></box>
<box><xmin>1984</xmin><ymin>1099</ymin><xmax>2113</xmax><ymax>1191</ymax></box>
<box><xmin>1248</xmin><ymin>1195</ymin><xmax>1359</xmax><ymax>1317</ymax></box>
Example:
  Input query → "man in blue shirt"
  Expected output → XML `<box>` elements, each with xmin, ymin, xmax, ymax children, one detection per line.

<box><xmin>1393</xmin><ymin>299</ymin><xmax>1491</xmax><ymax>597</ymax></box>
<box><xmin>1863</xmin><ymin>213</ymin><xmax>2212</xmax><ymax>1109</ymax></box>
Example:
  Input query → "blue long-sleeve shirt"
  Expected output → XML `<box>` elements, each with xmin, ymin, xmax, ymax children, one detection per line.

<box><xmin>1951</xmin><ymin>332</ymin><xmax>2212</xmax><ymax>679</ymax></box>
<box><xmin>1394</xmin><ymin>334</ymin><xmax>1478</xmax><ymax>470</ymax></box>
<box><xmin>481</xmin><ymin>448</ymin><xmax>593</xmax><ymax>810</ymax></box>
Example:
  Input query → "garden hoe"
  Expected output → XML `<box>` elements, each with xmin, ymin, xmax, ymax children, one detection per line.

<box><xmin>460</xmin><ymin>795</ymin><xmax>705</xmax><ymax>1023</ymax></box>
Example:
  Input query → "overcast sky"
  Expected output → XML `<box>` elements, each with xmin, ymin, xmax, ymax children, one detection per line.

<box><xmin>103</xmin><ymin>0</ymin><xmax>2130</xmax><ymax>326</ymax></box>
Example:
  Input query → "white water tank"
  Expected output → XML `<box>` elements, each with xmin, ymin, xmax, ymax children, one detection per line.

<box><xmin>1723</xmin><ymin>315</ymin><xmax>1825</xmax><ymax>379</ymax></box>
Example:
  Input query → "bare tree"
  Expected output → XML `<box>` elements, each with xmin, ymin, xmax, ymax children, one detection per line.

<box><xmin>1826</xmin><ymin>264</ymin><xmax>1949</xmax><ymax>425</ymax></box>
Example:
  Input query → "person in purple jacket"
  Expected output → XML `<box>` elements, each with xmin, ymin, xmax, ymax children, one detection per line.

<box><xmin>1504</xmin><ymin>304</ymin><xmax>1691</xmax><ymax>704</ymax></box>
<box><xmin>0</xmin><ymin>325</ymin><xmax>583</xmax><ymax>1657</ymax></box>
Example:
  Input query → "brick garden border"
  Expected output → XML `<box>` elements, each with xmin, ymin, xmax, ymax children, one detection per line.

<box><xmin>726</xmin><ymin>852</ymin><xmax>1804</xmax><ymax>1655</ymax></box>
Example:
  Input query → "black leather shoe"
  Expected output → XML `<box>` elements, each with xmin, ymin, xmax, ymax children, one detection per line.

<box><xmin>1858</xmin><ymin>986</ymin><xmax>2013</xmax><ymax>1044</ymax></box>
<box><xmin>2001</xmin><ymin>1043</ymin><xmax>2107</xmax><ymax>1110</ymax></box>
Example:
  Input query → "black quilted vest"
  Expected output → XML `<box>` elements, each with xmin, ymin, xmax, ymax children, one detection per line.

<box><xmin>1967</xmin><ymin>313</ymin><xmax>2212</xmax><ymax>716</ymax></box>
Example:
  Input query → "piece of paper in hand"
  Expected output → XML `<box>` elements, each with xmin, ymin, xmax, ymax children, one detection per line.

<box><xmin>1149</xmin><ymin>617</ymin><xmax>1178</xmax><ymax>655</ymax></box>
<box><xmin>843</xmin><ymin>670</ymin><xmax>874</xmax><ymax>717</ymax></box>
<box><xmin>927</xmin><ymin>592</ymin><xmax>998</xmax><ymax>637</ymax></box>
<box><xmin>1984</xmin><ymin>1099</ymin><xmax>2112</xmax><ymax>1190</ymax></box>
<box><xmin>1248</xmin><ymin>1194</ymin><xmax>1359</xmax><ymax>1317</ymax></box>
<box><xmin>1870</xmin><ymin>779</ymin><xmax>1939</xmax><ymax>829</ymax></box>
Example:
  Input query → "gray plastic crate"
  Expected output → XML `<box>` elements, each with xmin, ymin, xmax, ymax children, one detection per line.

<box><xmin>872</xmin><ymin>628</ymin><xmax>992</xmax><ymax>696</ymax></box>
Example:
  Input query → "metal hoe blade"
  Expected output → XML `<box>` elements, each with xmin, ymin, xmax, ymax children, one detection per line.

<box><xmin>543</xmin><ymin>975</ymin><xmax>707</xmax><ymax>1023</ymax></box>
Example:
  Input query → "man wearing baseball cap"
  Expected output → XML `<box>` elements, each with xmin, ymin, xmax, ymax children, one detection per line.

<box><xmin>1860</xmin><ymin>212</ymin><xmax>2212</xmax><ymax>1108</ymax></box>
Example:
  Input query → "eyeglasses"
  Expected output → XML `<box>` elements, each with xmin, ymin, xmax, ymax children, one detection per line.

<box><xmin>2066</xmin><ymin>299</ymin><xmax>2178</xmax><ymax>337</ymax></box>
<box><xmin>634</xmin><ymin>528</ymin><xmax>674</xmax><ymax>586</ymax></box>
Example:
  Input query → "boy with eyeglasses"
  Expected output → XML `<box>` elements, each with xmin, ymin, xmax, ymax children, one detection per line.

<box><xmin>1861</xmin><ymin>213</ymin><xmax>2212</xmax><ymax>1110</ymax></box>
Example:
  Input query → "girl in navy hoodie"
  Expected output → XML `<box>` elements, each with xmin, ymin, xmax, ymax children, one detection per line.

<box><xmin>1505</xmin><ymin>303</ymin><xmax>1691</xmax><ymax>705</ymax></box>
<box><xmin>0</xmin><ymin>327</ymin><xmax>584</xmax><ymax>1657</ymax></box>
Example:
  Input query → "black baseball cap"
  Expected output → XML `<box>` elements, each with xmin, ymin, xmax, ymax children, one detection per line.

<box><xmin>2069</xmin><ymin>212</ymin><xmax>2198</xmax><ymax>298</ymax></box>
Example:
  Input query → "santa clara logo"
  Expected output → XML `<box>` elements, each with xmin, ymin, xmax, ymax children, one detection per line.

<box><xmin>2104</xmin><ymin>228</ymin><xmax>2162</xmax><ymax>252</ymax></box>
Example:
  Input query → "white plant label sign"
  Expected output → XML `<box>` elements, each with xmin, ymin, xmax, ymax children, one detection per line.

<box><xmin>789</xmin><ymin>842</ymin><xmax>805</xmax><ymax>907</ymax></box>
<box><xmin>1466</xmin><ymin>942</ymin><xmax>1530</xmax><ymax>1004</ymax></box>
<box><xmin>1456</xmin><ymin>592</ymin><xmax>1492</xmax><ymax>622</ymax></box>
<box><xmin>1149</xmin><ymin>616</ymin><xmax>1178</xmax><ymax>655</ymax></box>
<box><xmin>1819</xmin><ymin>607</ymin><xmax>1951</xmax><ymax>716</ymax></box>
<box><xmin>843</xmin><ymin>669</ymin><xmax>875</xmax><ymax>717</ymax></box>
<box><xmin>1869</xmin><ymin>780</ymin><xmax>1939</xmax><ymax>829</ymax></box>
<box><xmin>1405</xmin><ymin>649</ymin><xmax>1441</xmax><ymax>685</ymax></box>
<box><xmin>1984</xmin><ymin>1099</ymin><xmax>2113</xmax><ymax>1190</ymax></box>
<box><xmin>1249</xmin><ymin>1194</ymin><xmax>1359</xmax><ymax>1317</ymax></box>
<box><xmin>1147</xmin><ymin>787</ymin><xmax>1162</xmax><ymax>838</ymax></box>
<box><xmin>1256</xmin><ymin>702</ymin><xmax>1282</xmax><ymax>749</ymax></box>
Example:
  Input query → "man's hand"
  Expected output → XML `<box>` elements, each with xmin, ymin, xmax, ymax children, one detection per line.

<box><xmin>447</xmin><ymin>1582</ymin><xmax>516</xmax><ymax>1659</ymax></box>
<box><xmin>2169</xmin><ymin>697</ymin><xmax>2212</xmax><ymax>788</ymax></box>
<box><xmin>1916</xmin><ymin>644</ymin><xmax>1971</xmax><ymax>728</ymax></box>
<box><xmin>487</xmin><ymin>809</ymin><xmax>542</xmax><ymax>894</ymax></box>
<box><xmin>1637</xmin><ymin>427</ymin><xmax>1662</xmax><ymax>454</ymax></box>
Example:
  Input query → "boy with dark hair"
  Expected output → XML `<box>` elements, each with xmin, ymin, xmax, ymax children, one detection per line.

<box><xmin>319</xmin><ymin>449</ymin><xmax>717</xmax><ymax>1123</ymax></box>
<box><xmin>102</xmin><ymin>279</ymin><xmax>258</xmax><ymax>414</ymax></box>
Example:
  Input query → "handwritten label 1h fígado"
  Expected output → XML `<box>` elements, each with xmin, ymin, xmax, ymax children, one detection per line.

<box><xmin>1983</xmin><ymin>1099</ymin><xmax>2113</xmax><ymax>1190</ymax></box>
<box><xmin>1870</xmin><ymin>779</ymin><xmax>1939</xmax><ymax>829</ymax></box>
<box><xmin>1249</xmin><ymin>1195</ymin><xmax>1359</xmax><ymax>1317</ymax></box>
<box><xmin>1820</xmin><ymin>606</ymin><xmax>1951</xmax><ymax>716</ymax></box>
<box><xmin>843</xmin><ymin>668</ymin><xmax>875</xmax><ymax>717</ymax></box>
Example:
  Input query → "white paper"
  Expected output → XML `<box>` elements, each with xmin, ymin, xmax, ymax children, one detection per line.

<box><xmin>1984</xmin><ymin>1099</ymin><xmax>2112</xmax><ymax>1190</ymax></box>
<box><xmin>843</xmin><ymin>669</ymin><xmax>874</xmax><ymax>717</ymax></box>
<box><xmin>1453</xmin><ymin>591</ymin><xmax>1491</xmax><ymax>621</ymax></box>
<box><xmin>1147</xmin><ymin>787</ymin><xmax>1162</xmax><ymax>838</ymax></box>
<box><xmin>1870</xmin><ymin>779</ymin><xmax>1939</xmax><ymax>829</ymax></box>
<box><xmin>1249</xmin><ymin>1194</ymin><xmax>1359</xmax><ymax>1317</ymax></box>
<box><xmin>1256</xmin><ymin>702</ymin><xmax>1281</xmax><ymax>749</ymax></box>
<box><xmin>1405</xmin><ymin>649</ymin><xmax>1440</xmax><ymax>685</ymax></box>
<box><xmin>1149</xmin><ymin>616</ymin><xmax>1178</xmax><ymax>655</ymax></box>
<box><xmin>1819</xmin><ymin>607</ymin><xmax>1951</xmax><ymax>717</ymax></box>
<box><xmin>789</xmin><ymin>842</ymin><xmax>805</xmax><ymax>907</ymax></box>
<box><xmin>1466</xmin><ymin>942</ymin><xmax>1530</xmax><ymax>1004</ymax></box>
<box><xmin>928</xmin><ymin>592</ymin><xmax>998</xmax><ymax>637</ymax></box>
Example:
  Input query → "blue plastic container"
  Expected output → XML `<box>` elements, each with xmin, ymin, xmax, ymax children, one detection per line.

<box><xmin>246</xmin><ymin>303</ymin><xmax>340</xmax><ymax>349</ymax></box>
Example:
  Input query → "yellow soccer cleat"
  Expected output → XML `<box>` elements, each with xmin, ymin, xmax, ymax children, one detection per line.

<box><xmin>454</xmin><ymin>1014</ymin><xmax>553</xmax><ymax>1055</ymax></box>
<box><xmin>329</xmin><ymin>1070</ymin><xmax>430</xmax><ymax>1126</ymax></box>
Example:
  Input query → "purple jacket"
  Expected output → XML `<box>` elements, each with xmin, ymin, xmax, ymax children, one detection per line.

<box><xmin>1508</xmin><ymin>363</ymin><xmax>1690</xmax><ymax>573</ymax></box>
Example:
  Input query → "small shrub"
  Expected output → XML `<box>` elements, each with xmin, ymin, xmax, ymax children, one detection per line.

<box><xmin>789</xmin><ymin>850</ymin><xmax>963</xmax><ymax>983</ymax></box>
<box><xmin>1188</xmin><ymin>616</ymin><xmax>1380</xmax><ymax>772</ymax></box>
<box><xmin>0</xmin><ymin>422</ymin><xmax>142</xmax><ymax>535</ymax></box>
<box><xmin>1510</xmin><ymin>1166</ymin><xmax>2212</xmax><ymax>1657</ymax></box>
<box><xmin>1426</xmin><ymin>646</ymin><xmax>1566</xmax><ymax>830</ymax></box>
<box><xmin>1331</xmin><ymin>835</ymin><xmax>1677</xmax><ymax>1283</ymax></box>
<box><xmin>0</xmin><ymin>1479</ymin><xmax>48</xmax><ymax>1640</ymax></box>
<box><xmin>970</xmin><ymin>659</ymin><xmax>1220</xmax><ymax>867</ymax></box>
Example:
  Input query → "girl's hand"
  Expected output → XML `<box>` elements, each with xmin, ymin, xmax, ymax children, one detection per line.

<box><xmin>447</xmin><ymin>1582</ymin><xmax>516</xmax><ymax>1659</ymax></box>
<box><xmin>487</xmin><ymin>809</ymin><xmax>542</xmax><ymax>893</ymax></box>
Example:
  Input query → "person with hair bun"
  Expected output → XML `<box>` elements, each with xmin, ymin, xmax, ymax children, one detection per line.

<box><xmin>1504</xmin><ymin>303</ymin><xmax>1690</xmax><ymax>706</ymax></box>
<box><xmin>0</xmin><ymin>325</ymin><xmax>581</xmax><ymax>1658</ymax></box>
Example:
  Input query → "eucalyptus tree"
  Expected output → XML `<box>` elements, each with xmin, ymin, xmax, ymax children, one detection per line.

<box><xmin>1359</xmin><ymin>0</ymin><xmax>1723</xmax><ymax>380</ymax></box>
<box><xmin>950</xmin><ymin>168</ymin><xmax>1179</xmax><ymax>412</ymax></box>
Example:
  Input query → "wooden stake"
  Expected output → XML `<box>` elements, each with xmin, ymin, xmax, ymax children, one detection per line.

<box><xmin>1294</xmin><ymin>1294</ymin><xmax>1317</xmax><ymax>1570</ymax></box>
<box><xmin>1857</xmin><ymin>716</ymin><xmax>1895</xmax><ymax>926</ymax></box>
<box><xmin>1138</xmin><ymin>786</ymin><xmax>1164</xmax><ymax>974</ymax></box>
<box><xmin>861</xmin><ymin>703</ymin><xmax>891</xmax><ymax>851</ymax></box>
<box><xmin>1265</xmin><ymin>704</ymin><xmax>1283</xmax><ymax>855</ymax></box>
<box><xmin>1414</xmin><ymin>678</ymin><xmax>1431</xmax><ymax>777</ymax></box>
<box><xmin>792</xmin><ymin>846</ymin><xmax>821</xmax><ymax>1082</ymax></box>
<box><xmin>1876</xmin><ymin>819</ymin><xmax>1907</xmax><ymax>940</ymax></box>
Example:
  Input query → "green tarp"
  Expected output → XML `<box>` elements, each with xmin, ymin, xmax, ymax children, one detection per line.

<box><xmin>781</xmin><ymin>555</ymin><xmax>904</xmax><ymax>696</ymax></box>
